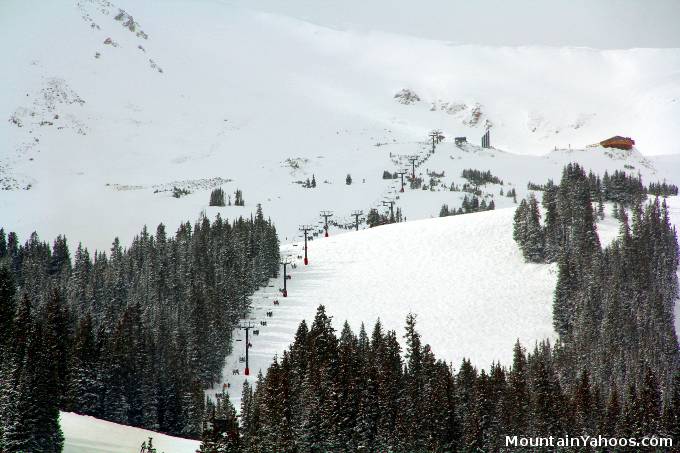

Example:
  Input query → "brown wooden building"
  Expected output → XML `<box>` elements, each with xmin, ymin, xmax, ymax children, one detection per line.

<box><xmin>600</xmin><ymin>136</ymin><xmax>635</xmax><ymax>150</ymax></box>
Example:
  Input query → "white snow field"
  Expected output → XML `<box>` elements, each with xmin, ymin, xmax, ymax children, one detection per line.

<box><xmin>60</xmin><ymin>412</ymin><xmax>199</xmax><ymax>453</ymax></box>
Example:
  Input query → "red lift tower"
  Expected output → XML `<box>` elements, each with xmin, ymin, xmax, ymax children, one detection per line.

<box><xmin>396</xmin><ymin>170</ymin><xmax>407</xmax><ymax>192</ymax></box>
<box><xmin>320</xmin><ymin>210</ymin><xmax>333</xmax><ymax>237</ymax></box>
<box><xmin>239</xmin><ymin>321</ymin><xmax>255</xmax><ymax>376</ymax></box>
<box><xmin>299</xmin><ymin>225</ymin><xmax>312</xmax><ymax>265</ymax></box>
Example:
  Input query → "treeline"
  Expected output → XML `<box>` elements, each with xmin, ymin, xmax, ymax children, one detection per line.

<box><xmin>513</xmin><ymin>163</ymin><xmax>679</xmax><ymax>414</ymax></box>
<box><xmin>366</xmin><ymin>207</ymin><xmax>404</xmax><ymax>227</ymax></box>
<box><xmin>601</xmin><ymin>171</ymin><xmax>677</xmax><ymax>203</ymax></box>
<box><xmin>210</xmin><ymin>188</ymin><xmax>226</xmax><ymax>206</ymax></box>
<box><xmin>440</xmin><ymin>195</ymin><xmax>495</xmax><ymax>217</ymax></box>
<box><xmin>461</xmin><ymin>168</ymin><xmax>503</xmax><ymax>186</ymax></box>
<box><xmin>649</xmin><ymin>180</ymin><xmax>679</xmax><ymax>197</ymax></box>
<box><xmin>529</xmin><ymin>169</ymin><xmax>678</xmax><ymax>206</ymax></box>
<box><xmin>0</xmin><ymin>206</ymin><xmax>279</xmax><ymax>451</ymax></box>
<box><xmin>209</xmin><ymin>188</ymin><xmax>246</xmax><ymax>207</ymax></box>
<box><xmin>527</xmin><ymin>181</ymin><xmax>547</xmax><ymax>191</ymax></box>
<box><xmin>201</xmin><ymin>307</ymin><xmax>680</xmax><ymax>452</ymax></box>
<box><xmin>599</xmin><ymin>170</ymin><xmax>644</xmax><ymax>206</ymax></box>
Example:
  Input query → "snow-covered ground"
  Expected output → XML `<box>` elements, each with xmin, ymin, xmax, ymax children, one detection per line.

<box><xmin>60</xmin><ymin>412</ymin><xmax>199</xmax><ymax>453</ymax></box>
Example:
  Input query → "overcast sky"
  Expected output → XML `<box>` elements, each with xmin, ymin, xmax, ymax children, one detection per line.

<box><xmin>235</xmin><ymin>0</ymin><xmax>680</xmax><ymax>49</ymax></box>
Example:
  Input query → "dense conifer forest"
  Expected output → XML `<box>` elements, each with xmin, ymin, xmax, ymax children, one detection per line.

<box><xmin>366</xmin><ymin>208</ymin><xmax>404</xmax><ymax>227</ymax></box>
<box><xmin>513</xmin><ymin>164</ymin><xmax>679</xmax><ymax>393</ymax></box>
<box><xmin>440</xmin><ymin>195</ymin><xmax>495</xmax><ymax>217</ymax></box>
<box><xmin>0</xmin><ymin>206</ymin><xmax>279</xmax><ymax>451</ymax></box>
<box><xmin>202</xmin><ymin>307</ymin><xmax>680</xmax><ymax>452</ymax></box>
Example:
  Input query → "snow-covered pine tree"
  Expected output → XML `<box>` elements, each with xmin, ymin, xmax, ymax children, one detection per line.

<box><xmin>209</xmin><ymin>187</ymin><xmax>226</xmax><ymax>207</ymax></box>
<box><xmin>512</xmin><ymin>198</ymin><xmax>528</xmax><ymax>248</ymax></box>
<box><xmin>523</xmin><ymin>194</ymin><xmax>545</xmax><ymax>262</ymax></box>
<box><xmin>200</xmin><ymin>388</ymin><xmax>240</xmax><ymax>453</ymax></box>
<box><xmin>507</xmin><ymin>340</ymin><xmax>530</xmax><ymax>434</ymax></box>
<box><xmin>3</xmin><ymin>316</ymin><xmax>64</xmax><ymax>453</ymax></box>
<box><xmin>65</xmin><ymin>314</ymin><xmax>99</xmax><ymax>415</ymax></box>
<box><xmin>662</xmin><ymin>371</ymin><xmax>680</xmax><ymax>441</ymax></box>
<box><xmin>234</xmin><ymin>189</ymin><xmax>245</xmax><ymax>206</ymax></box>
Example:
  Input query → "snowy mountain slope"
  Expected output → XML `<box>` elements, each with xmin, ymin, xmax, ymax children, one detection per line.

<box><xmin>356</xmin><ymin>140</ymin><xmax>677</xmax><ymax>222</ymax></box>
<box><xmin>1</xmin><ymin>1</ymin><xmax>678</xmax><ymax>448</ymax></box>
<box><xmin>60</xmin><ymin>412</ymin><xmax>199</xmax><ymax>453</ymax></box>
<box><xmin>2</xmin><ymin>0</ymin><xmax>680</xmax><ymax>253</ymax></box>
<box><xmin>216</xmin><ymin>192</ymin><xmax>680</xmax><ymax>409</ymax></box>
<box><xmin>214</xmin><ymin>207</ymin><xmax>623</xmax><ymax>408</ymax></box>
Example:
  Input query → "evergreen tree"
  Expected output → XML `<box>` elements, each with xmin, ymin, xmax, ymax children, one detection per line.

<box><xmin>508</xmin><ymin>340</ymin><xmax>530</xmax><ymax>434</ymax></box>
<box><xmin>209</xmin><ymin>188</ymin><xmax>226</xmax><ymax>207</ymax></box>
<box><xmin>0</xmin><ymin>265</ymin><xmax>16</xmax><ymax>352</ymax></box>
<box><xmin>66</xmin><ymin>314</ymin><xmax>99</xmax><ymax>415</ymax></box>
<box><xmin>234</xmin><ymin>189</ymin><xmax>245</xmax><ymax>206</ymax></box>
<box><xmin>200</xmin><ymin>389</ymin><xmax>240</xmax><ymax>452</ymax></box>
<box><xmin>43</xmin><ymin>289</ymin><xmax>71</xmax><ymax>406</ymax></box>
<box><xmin>638</xmin><ymin>367</ymin><xmax>661</xmax><ymax>436</ymax></box>
<box><xmin>1</xmin><ymin>206</ymin><xmax>280</xmax><ymax>438</ymax></box>
<box><xmin>662</xmin><ymin>371</ymin><xmax>680</xmax><ymax>442</ymax></box>
<box><xmin>572</xmin><ymin>369</ymin><xmax>594</xmax><ymax>434</ymax></box>
<box><xmin>524</xmin><ymin>194</ymin><xmax>545</xmax><ymax>262</ymax></box>
<box><xmin>3</xmin><ymin>318</ymin><xmax>64</xmax><ymax>453</ymax></box>
<box><xmin>366</xmin><ymin>209</ymin><xmax>382</xmax><ymax>228</ymax></box>
<box><xmin>603</xmin><ymin>383</ymin><xmax>621</xmax><ymax>437</ymax></box>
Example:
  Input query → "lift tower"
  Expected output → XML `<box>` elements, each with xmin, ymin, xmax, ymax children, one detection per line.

<box><xmin>382</xmin><ymin>200</ymin><xmax>395</xmax><ymax>221</ymax></box>
<box><xmin>351</xmin><ymin>210</ymin><xmax>364</xmax><ymax>231</ymax></box>
<box><xmin>429</xmin><ymin>130</ymin><xmax>439</xmax><ymax>153</ymax></box>
<box><xmin>320</xmin><ymin>210</ymin><xmax>334</xmax><ymax>237</ymax></box>
<box><xmin>408</xmin><ymin>156</ymin><xmax>419</xmax><ymax>180</ymax></box>
<box><xmin>280</xmin><ymin>256</ymin><xmax>292</xmax><ymax>297</ymax></box>
<box><xmin>396</xmin><ymin>170</ymin><xmax>407</xmax><ymax>192</ymax></box>
<box><xmin>239</xmin><ymin>321</ymin><xmax>255</xmax><ymax>376</ymax></box>
<box><xmin>299</xmin><ymin>225</ymin><xmax>313</xmax><ymax>265</ymax></box>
